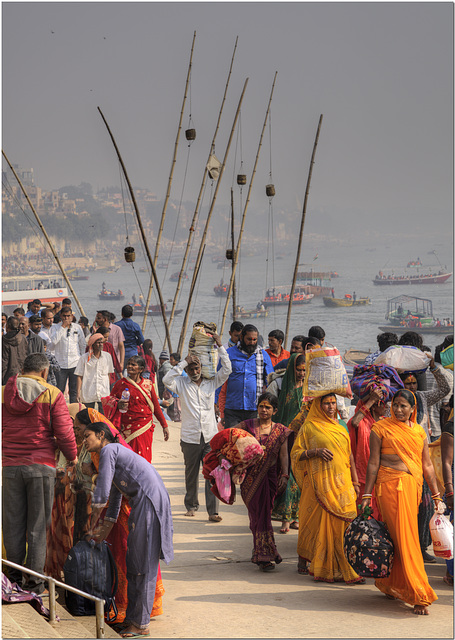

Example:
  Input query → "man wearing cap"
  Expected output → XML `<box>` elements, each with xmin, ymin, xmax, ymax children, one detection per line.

<box><xmin>163</xmin><ymin>332</ymin><xmax>231</xmax><ymax>521</ymax></box>
<box><xmin>157</xmin><ymin>350</ymin><xmax>172</xmax><ymax>399</ymax></box>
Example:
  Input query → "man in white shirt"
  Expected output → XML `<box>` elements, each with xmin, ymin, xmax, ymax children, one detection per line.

<box><xmin>74</xmin><ymin>333</ymin><xmax>114</xmax><ymax>412</ymax></box>
<box><xmin>163</xmin><ymin>332</ymin><xmax>231</xmax><ymax>522</ymax></box>
<box><xmin>49</xmin><ymin>308</ymin><xmax>87</xmax><ymax>402</ymax></box>
<box><xmin>39</xmin><ymin>309</ymin><xmax>54</xmax><ymax>349</ymax></box>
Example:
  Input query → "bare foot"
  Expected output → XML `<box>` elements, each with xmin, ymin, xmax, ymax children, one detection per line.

<box><xmin>280</xmin><ymin>521</ymin><xmax>290</xmax><ymax>534</ymax></box>
<box><xmin>413</xmin><ymin>605</ymin><xmax>429</xmax><ymax>615</ymax></box>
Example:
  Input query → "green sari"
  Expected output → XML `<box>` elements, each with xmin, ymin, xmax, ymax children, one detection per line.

<box><xmin>272</xmin><ymin>353</ymin><xmax>304</xmax><ymax>523</ymax></box>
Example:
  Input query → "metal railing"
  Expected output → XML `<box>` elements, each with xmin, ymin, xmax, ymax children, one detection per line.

<box><xmin>2</xmin><ymin>559</ymin><xmax>105</xmax><ymax>638</ymax></box>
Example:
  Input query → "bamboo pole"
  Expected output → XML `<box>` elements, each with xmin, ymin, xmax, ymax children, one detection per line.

<box><xmin>165</xmin><ymin>37</ymin><xmax>239</xmax><ymax>343</ymax></box>
<box><xmin>219</xmin><ymin>72</ymin><xmax>278</xmax><ymax>338</ymax></box>
<box><xmin>284</xmin><ymin>114</ymin><xmax>323</xmax><ymax>349</ymax></box>
<box><xmin>142</xmin><ymin>30</ymin><xmax>197</xmax><ymax>332</ymax></box>
<box><xmin>2</xmin><ymin>149</ymin><xmax>86</xmax><ymax>317</ymax></box>
<box><xmin>177</xmin><ymin>77</ymin><xmax>249</xmax><ymax>354</ymax></box>
<box><xmin>230</xmin><ymin>187</ymin><xmax>236</xmax><ymax>319</ymax></box>
<box><xmin>97</xmin><ymin>107</ymin><xmax>173</xmax><ymax>352</ymax></box>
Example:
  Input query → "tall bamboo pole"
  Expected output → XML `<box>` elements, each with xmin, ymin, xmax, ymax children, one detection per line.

<box><xmin>230</xmin><ymin>187</ymin><xmax>236</xmax><ymax>319</ymax></box>
<box><xmin>284</xmin><ymin>114</ymin><xmax>323</xmax><ymax>349</ymax></box>
<box><xmin>142</xmin><ymin>30</ymin><xmax>197</xmax><ymax>332</ymax></box>
<box><xmin>165</xmin><ymin>36</ymin><xmax>239</xmax><ymax>342</ymax></box>
<box><xmin>219</xmin><ymin>72</ymin><xmax>278</xmax><ymax>338</ymax></box>
<box><xmin>97</xmin><ymin>107</ymin><xmax>173</xmax><ymax>352</ymax></box>
<box><xmin>2</xmin><ymin>149</ymin><xmax>86</xmax><ymax>317</ymax></box>
<box><xmin>177</xmin><ymin>77</ymin><xmax>249</xmax><ymax>354</ymax></box>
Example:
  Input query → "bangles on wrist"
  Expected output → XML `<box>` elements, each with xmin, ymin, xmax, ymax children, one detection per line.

<box><xmin>362</xmin><ymin>494</ymin><xmax>372</xmax><ymax>499</ymax></box>
<box><xmin>431</xmin><ymin>492</ymin><xmax>441</xmax><ymax>499</ymax></box>
<box><xmin>445</xmin><ymin>491</ymin><xmax>454</xmax><ymax>497</ymax></box>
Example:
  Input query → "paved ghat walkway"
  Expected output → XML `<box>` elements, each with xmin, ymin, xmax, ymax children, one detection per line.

<box><xmin>140</xmin><ymin>421</ymin><xmax>452</xmax><ymax>639</ymax></box>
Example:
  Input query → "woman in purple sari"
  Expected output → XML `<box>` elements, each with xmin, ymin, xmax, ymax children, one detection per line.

<box><xmin>237</xmin><ymin>392</ymin><xmax>291</xmax><ymax>572</ymax></box>
<box><xmin>84</xmin><ymin>422</ymin><xmax>173</xmax><ymax>639</ymax></box>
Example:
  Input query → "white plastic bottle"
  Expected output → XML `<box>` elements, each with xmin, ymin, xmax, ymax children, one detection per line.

<box><xmin>119</xmin><ymin>388</ymin><xmax>130</xmax><ymax>413</ymax></box>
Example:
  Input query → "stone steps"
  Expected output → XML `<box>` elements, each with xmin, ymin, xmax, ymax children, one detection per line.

<box><xmin>2</xmin><ymin>593</ymin><xmax>121</xmax><ymax>639</ymax></box>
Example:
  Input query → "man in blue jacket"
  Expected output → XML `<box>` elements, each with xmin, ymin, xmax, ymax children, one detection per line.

<box><xmin>115</xmin><ymin>305</ymin><xmax>144</xmax><ymax>368</ymax></box>
<box><xmin>218</xmin><ymin>324</ymin><xmax>274</xmax><ymax>429</ymax></box>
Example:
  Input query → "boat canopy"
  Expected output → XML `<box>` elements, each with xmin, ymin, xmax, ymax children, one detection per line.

<box><xmin>385</xmin><ymin>295</ymin><xmax>433</xmax><ymax>319</ymax></box>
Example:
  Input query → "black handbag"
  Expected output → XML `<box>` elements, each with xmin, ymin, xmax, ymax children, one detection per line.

<box><xmin>344</xmin><ymin>512</ymin><xmax>394</xmax><ymax>578</ymax></box>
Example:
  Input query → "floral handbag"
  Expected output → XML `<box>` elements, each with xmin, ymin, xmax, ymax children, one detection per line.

<box><xmin>344</xmin><ymin>510</ymin><xmax>394</xmax><ymax>578</ymax></box>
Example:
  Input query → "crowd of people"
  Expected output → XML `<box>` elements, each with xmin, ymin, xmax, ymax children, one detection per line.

<box><xmin>2</xmin><ymin>297</ymin><xmax>454</xmax><ymax>634</ymax></box>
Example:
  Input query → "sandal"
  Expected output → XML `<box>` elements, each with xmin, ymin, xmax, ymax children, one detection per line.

<box><xmin>443</xmin><ymin>575</ymin><xmax>454</xmax><ymax>586</ymax></box>
<box><xmin>208</xmin><ymin>514</ymin><xmax>222</xmax><ymax>522</ymax></box>
<box><xmin>259</xmin><ymin>562</ymin><xmax>275</xmax><ymax>572</ymax></box>
<box><xmin>297</xmin><ymin>561</ymin><xmax>308</xmax><ymax>575</ymax></box>
<box><xmin>289</xmin><ymin>521</ymin><xmax>299</xmax><ymax>530</ymax></box>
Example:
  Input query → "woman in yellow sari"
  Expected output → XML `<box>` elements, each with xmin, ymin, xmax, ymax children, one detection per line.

<box><xmin>361</xmin><ymin>389</ymin><xmax>441</xmax><ymax>615</ymax></box>
<box><xmin>291</xmin><ymin>393</ymin><xmax>364</xmax><ymax>584</ymax></box>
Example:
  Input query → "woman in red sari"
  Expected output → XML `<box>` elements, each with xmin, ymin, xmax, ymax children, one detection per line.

<box><xmin>74</xmin><ymin>407</ymin><xmax>165</xmax><ymax>625</ymax></box>
<box><xmin>103</xmin><ymin>355</ymin><xmax>169</xmax><ymax>462</ymax></box>
<box><xmin>236</xmin><ymin>392</ymin><xmax>291</xmax><ymax>572</ymax></box>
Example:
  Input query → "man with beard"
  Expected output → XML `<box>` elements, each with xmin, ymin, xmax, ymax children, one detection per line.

<box><xmin>162</xmin><ymin>332</ymin><xmax>231</xmax><ymax>521</ymax></box>
<box><xmin>217</xmin><ymin>324</ymin><xmax>274</xmax><ymax>429</ymax></box>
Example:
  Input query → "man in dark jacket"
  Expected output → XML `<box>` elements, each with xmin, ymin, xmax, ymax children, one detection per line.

<box><xmin>2</xmin><ymin>316</ymin><xmax>28</xmax><ymax>384</ymax></box>
<box><xmin>19</xmin><ymin>316</ymin><xmax>45</xmax><ymax>355</ymax></box>
<box><xmin>2</xmin><ymin>353</ymin><xmax>77</xmax><ymax>593</ymax></box>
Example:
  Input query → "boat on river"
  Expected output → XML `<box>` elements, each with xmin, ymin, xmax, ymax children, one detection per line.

<box><xmin>262</xmin><ymin>285</ymin><xmax>313</xmax><ymax>307</ymax></box>
<box><xmin>98</xmin><ymin>288</ymin><xmax>124</xmax><ymax>301</ymax></box>
<box><xmin>377</xmin><ymin>324</ymin><xmax>453</xmax><ymax>335</ymax></box>
<box><xmin>131</xmin><ymin>303</ymin><xmax>182</xmax><ymax>317</ymax></box>
<box><xmin>214</xmin><ymin>281</ymin><xmax>229</xmax><ymax>296</ymax></box>
<box><xmin>170</xmin><ymin>271</ymin><xmax>188</xmax><ymax>282</ymax></box>
<box><xmin>378</xmin><ymin>295</ymin><xmax>453</xmax><ymax>334</ymax></box>
<box><xmin>323</xmin><ymin>295</ymin><xmax>370</xmax><ymax>308</ymax></box>
<box><xmin>2</xmin><ymin>274</ymin><xmax>68</xmax><ymax>313</ymax></box>
<box><xmin>373</xmin><ymin>270</ymin><xmax>452</xmax><ymax>285</ymax></box>
<box><xmin>232</xmin><ymin>308</ymin><xmax>269</xmax><ymax>319</ymax></box>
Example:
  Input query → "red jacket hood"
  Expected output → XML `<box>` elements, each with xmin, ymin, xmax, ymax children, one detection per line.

<box><xmin>3</xmin><ymin>374</ymin><xmax>50</xmax><ymax>416</ymax></box>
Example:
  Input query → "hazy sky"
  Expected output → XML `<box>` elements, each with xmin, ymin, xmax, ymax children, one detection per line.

<box><xmin>2</xmin><ymin>2</ymin><xmax>453</xmax><ymax>235</ymax></box>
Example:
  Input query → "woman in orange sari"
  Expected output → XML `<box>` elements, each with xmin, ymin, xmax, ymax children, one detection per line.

<box><xmin>361</xmin><ymin>389</ymin><xmax>441</xmax><ymax>615</ymax></box>
<box><xmin>74</xmin><ymin>408</ymin><xmax>165</xmax><ymax>625</ymax></box>
<box><xmin>103</xmin><ymin>356</ymin><xmax>169</xmax><ymax>462</ymax></box>
<box><xmin>291</xmin><ymin>393</ymin><xmax>364</xmax><ymax>584</ymax></box>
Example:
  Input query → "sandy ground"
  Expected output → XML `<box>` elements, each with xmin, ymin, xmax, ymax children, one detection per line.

<box><xmin>142</xmin><ymin>420</ymin><xmax>453</xmax><ymax>639</ymax></box>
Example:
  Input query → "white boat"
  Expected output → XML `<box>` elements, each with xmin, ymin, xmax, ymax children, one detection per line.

<box><xmin>2</xmin><ymin>274</ymin><xmax>68</xmax><ymax>312</ymax></box>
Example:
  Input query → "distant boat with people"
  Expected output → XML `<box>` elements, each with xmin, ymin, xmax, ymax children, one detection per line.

<box><xmin>98</xmin><ymin>286</ymin><xmax>124</xmax><ymax>301</ymax></box>
<box><xmin>378</xmin><ymin>294</ymin><xmax>453</xmax><ymax>334</ymax></box>
<box><xmin>262</xmin><ymin>285</ymin><xmax>313</xmax><ymax>307</ymax></box>
<box><xmin>373</xmin><ymin>269</ymin><xmax>452</xmax><ymax>285</ymax></box>
<box><xmin>2</xmin><ymin>274</ymin><xmax>68</xmax><ymax>312</ymax></box>
<box><xmin>323</xmin><ymin>295</ymin><xmax>370</xmax><ymax>308</ymax></box>
<box><xmin>232</xmin><ymin>307</ymin><xmax>269</xmax><ymax>319</ymax></box>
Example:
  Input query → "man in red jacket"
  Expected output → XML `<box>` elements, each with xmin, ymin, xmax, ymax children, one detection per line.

<box><xmin>2</xmin><ymin>353</ymin><xmax>78</xmax><ymax>594</ymax></box>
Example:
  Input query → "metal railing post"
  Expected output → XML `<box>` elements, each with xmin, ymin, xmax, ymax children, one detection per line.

<box><xmin>95</xmin><ymin>598</ymin><xmax>105</xmax><ymax>638</ymax></box>
<box><xmin>48</xmin><ymin>578</ymin><xmax>56</xmax><ymax>624</ymax></box>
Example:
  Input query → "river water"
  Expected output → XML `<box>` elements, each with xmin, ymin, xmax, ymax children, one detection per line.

<box><xmin>73</xmin><ymin>238</ymin><xmax>453</xmax><ymax>357</ymax></box>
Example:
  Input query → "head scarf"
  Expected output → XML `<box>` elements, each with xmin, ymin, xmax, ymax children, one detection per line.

<box><xmin>87</xmin><ymin>407</ymin><xmax>132</xmax><ymax>450</ymax></box>
<box><xmin>87</xmin><ymin>333</ymin><xmax>104</xmax><ymax>361</ymax></box>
